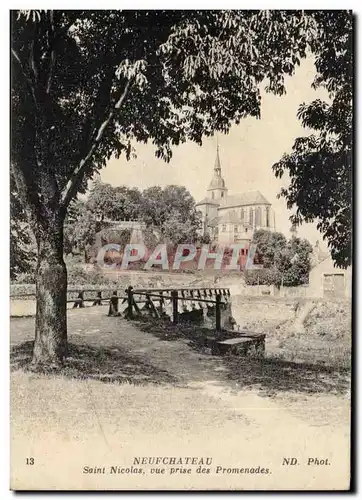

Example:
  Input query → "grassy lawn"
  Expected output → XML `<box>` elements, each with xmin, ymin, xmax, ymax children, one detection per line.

<box><xmin>11</xmin><ymin>340</ymin><xmax>177</xmax><ymax>385</ymax></box>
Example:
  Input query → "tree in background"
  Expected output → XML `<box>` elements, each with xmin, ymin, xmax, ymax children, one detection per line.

<box><xmin>273</xmin><ymin>11</ymin><xmax>352</xmax><ymax>269</ymax></box>
<box><xmin>87</xmin><ymin>182</ymin><xmax>143</xmax><ymax>222</ymax></box>
<box><xmin>245</xmin><ymin>229</ymin><xmax>313</xmax><ymax>286</ymax></box>
<box><xmin>161</xmin><ymin>210</ymin><xmax>200</xmax><ymax>245</ymax></box>
<box><xmin>64</xmin><ymin>182</ymin><xmax>202</xmax><ymax>257</ymax></box>
<box><xmin>141</xmin><ymin>185</ymin><xmax>201</xmax><ymax>243</ymax></box>
<box><xmin>63</xmin><ymin>200</ymin><xmax>100</xmax><ymax>259</ymax></box>
<box><xmin>10</xmin><ymin>176</ymin><xmax>36</xmax><ymax>279</ymax></box>
<box><xmin>11</xmin><ymin>9</ymin><xmax>330</xmax><ymax>366</ymax></box>
<box><xmin>251</xmin><ymin>230</ymin><xmax>287</xmax><ymax>268</ymax></box>
<box><xmin>275</xmin><ymin>236</ymin><xmax>313</xmax><ymax>286</ymax></box>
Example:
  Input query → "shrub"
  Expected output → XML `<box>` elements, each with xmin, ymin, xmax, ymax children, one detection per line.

<box><xmin>244</xmin><ymin>268</ymin><xmax>282</xmax><ymax>286</ymax></box>
<box><xmin>12</xmin><ymin>271</ymin><xmax>36</xmax><ymax>284</ymax></box>
<box><xmin>67</xmin><ymin>267</ymin><xmax>123</xmax><ymax>286</ymax></box>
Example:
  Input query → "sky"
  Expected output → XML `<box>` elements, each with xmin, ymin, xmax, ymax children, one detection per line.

<box><xmin>100</xmin><ymin>56</ymin><xmax>330</xmax><ymax>249</ymax></box>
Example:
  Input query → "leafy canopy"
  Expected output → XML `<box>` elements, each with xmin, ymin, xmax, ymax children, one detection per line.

<box><xmin>64</xmin><ymin>181</ymin><xmax>202</xmax><ymax>256</ymax></box>
<box><xmin>11</xmin><ymin>9</ymin><xmax>315</xmax><ymax>220</ymax></box>
<box><xmin>246</xmin><ymin>229</ymin><xmax>313</xmax><ymax>286</ymax></box>
<box><xmin>10</xmin><ymin>176</ymin><xmax>36</xmax><ymax>279</ymax></box>
<box><xmin>273</xmin><ymin>11</ymin><xmax>352</xmax><ymax>268</ymax></box>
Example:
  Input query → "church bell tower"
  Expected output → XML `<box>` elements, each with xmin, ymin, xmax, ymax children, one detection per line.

<box><xmin>207</xmin><ymin>145</ymin><xmax>228</xmax><ymax>200</ymax></box>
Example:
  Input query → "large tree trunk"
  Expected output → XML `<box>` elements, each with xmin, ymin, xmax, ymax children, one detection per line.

<box><xmin>32</xmin><ymin>211</ymin><xmax>68</xmax><ymax>368</ymax></box>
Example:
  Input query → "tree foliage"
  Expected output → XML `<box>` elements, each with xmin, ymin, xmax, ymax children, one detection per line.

<box><xmin>272</xmin><ymin>11</ymin><xmax>353</xmax><ymax>268</ymax></box>
<box><xmin>87</xmin><ymin>181</ymin><xmax>143</xmax><ymax>222</ymax></box>
<box><xmin>10</xmin><ymin>176</ymin><xmax>36</xmax><ymax>279</ymax></box>
<box><xmin>245</xmin><ymin>229</ymin><xmax>313</xmax><ymax>286</ymax></box>
<box><xmin>141</xmin><ymin>185</ymin><xmax>201</xmax><ymax>242</ymax></box>
<box><xmin>64</xmin><ymin>199</ymin><xmax>100</xmax><ymax>256</ymax></box>
<box><xmin>64</xmin><ymin>182</ymin><xmax>202</xmax><ymax>256</ymax></box>
<box><xmin>11</xmin><ymin>10</ymin><xmax>315</xmax><ymax>216</ymax></box>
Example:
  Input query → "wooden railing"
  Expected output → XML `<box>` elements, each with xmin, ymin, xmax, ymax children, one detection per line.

<box><xmin>10</xmin><ymin>286</ymin><xmax>231</xmax><ymax>331</ymax></box>
<box><xmin>122</xmin><ymin>286</ymin><xmax>230</xmax><ymax>331</ymax></box>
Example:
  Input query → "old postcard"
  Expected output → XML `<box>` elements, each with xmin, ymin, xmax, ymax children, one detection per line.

<box><xmin>10</xmin><ymin>9</ymin><xmax>352</xmax><ymax>490</ymax></box>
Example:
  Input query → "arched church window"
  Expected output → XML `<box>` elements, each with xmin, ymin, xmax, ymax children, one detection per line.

<box><xmin>255</xmin><ymin>207</ymin><xmax>261</xmax><ymax>226</ymax></box>
<box><xmin>249</xmin><ymin>208</ymin><xmax>253</xmax><ymax>226</ymax></box>
<box><xmin>221</xmin><ymin>192</ymin><xmax>224</xmax><ymax>198</ymax></box>
<box><xmin>266</xmin><ymin>207</ymin><xmax>270</xmax><ymax>227</ymax></box>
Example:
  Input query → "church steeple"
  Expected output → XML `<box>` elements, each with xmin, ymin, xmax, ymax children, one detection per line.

<box><xmin>214</xmin><ymin>144</ymin><xmax>221</xmax><ymax>175</ymax></box>
<box><xmin>207</xmin><ymin>144</ymin><xmax>228</xmax><ymax>200</ymax></box>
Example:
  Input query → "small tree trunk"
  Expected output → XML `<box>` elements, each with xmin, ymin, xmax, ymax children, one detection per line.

<box><xmin>32</xmin><ymin>212</ymin><xmax>67</xmax><ymax>368</ymax></box>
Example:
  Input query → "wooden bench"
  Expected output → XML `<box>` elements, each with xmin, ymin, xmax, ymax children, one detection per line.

<box><xmin>212</xmin><ymin>334</ymin><xmax>266</xmax><ymax>357</ymax></box>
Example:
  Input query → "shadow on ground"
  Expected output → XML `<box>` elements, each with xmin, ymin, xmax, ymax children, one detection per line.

<box><xmin>226</xmin><ymin>356</ymin><xmax>350</xmax><ymax>396</ymax></box>
<box><xmin>136</xmin><ymin>318</ymin><xmax>350</xmax><ymax>396</ymax></box>
<box><xmin>10</xmin><ymin>341</ymin><xmax>177</xmax><ymax>386</ymax></box>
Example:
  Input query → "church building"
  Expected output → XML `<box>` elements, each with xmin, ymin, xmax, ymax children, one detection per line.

<box><xmin>196</xmin><ymin>147</ymin><xmax>275</xmax><ymax>245</ymax></box>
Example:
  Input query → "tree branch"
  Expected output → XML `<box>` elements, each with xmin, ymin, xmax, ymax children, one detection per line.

<box><xmin>60</xmin><ymin>79</ymin><xmax>132</xmax><ymax>209</ymax></box>
<box><xmin>80</xmin><ymin>65</ymin><xmax>115</xmax><ymax>157</ymax></box>
<box><xmin>29</xmin><ymin>39</ymin><xmax>38</xmax><ymax>84</ymax></box>
<box><xmin>11</xmin><ymin>162</ymin><xmax>40</xmax><ymax>227</ymax></box>
<box><xmin>46</xmin><ymin>10</ymin><xmax>56</xmax><ymax>94</ymax></box>
<box><xmin>11</xmin><ymin>48</ymin><xmax>38</xmax><ymax>110</ymax></box>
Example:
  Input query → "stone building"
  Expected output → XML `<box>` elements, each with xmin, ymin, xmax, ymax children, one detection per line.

<box><xmin>196</xmin><ymin>147</ymin><xmax>275</xmax><ymax>245</ymax></box>
<box><xmin>308</xmin><ymin>245</ymin><xmax>352</xmax><ymax>299</ymax></box>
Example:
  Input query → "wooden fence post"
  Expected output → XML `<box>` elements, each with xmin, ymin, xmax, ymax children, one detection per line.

<box><xmin>108</xmin><ymin>291</ymin><xmax>119</xmax><ymax>316</ymax></box>
<box><xmin>215</xmin><ymin>293</ymin><xmax>221</xmax><ymax>332</ymax></box>
<box><xmin>92</xmin><ymin>291</ymin><xmax>102</xmax><ymax>306</ymax></box>
<box><xmin>73</xmin><ymin>291</ymin><xmax>84</xmax><ymax>308</ymax></box>
<box><xmin>126</xmin><ymin>286</ymin><xmax>134</xmax><ymax>318</ymax></box>
<box><xmin>171</xmin><ymin>290</ymin><xmax>178</xmax><ymax>324</ymax></box>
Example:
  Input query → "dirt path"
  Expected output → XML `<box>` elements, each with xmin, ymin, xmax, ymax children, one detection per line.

<box><xmin>11</xmin><ymin>307</ymin><xmax>349</xmax><ymax>428</ymax></box>
<box><xmin>11</xmin><ymin>306</ymin><xmax>228</xmax><ymax>383</ymax></box>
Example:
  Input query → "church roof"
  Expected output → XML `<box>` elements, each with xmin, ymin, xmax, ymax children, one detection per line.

<box><xmin>196</xmin><ymin>197</ymin><xmax>220</xmax><ymax>206</ymax></box>
<box><xmin>207</xmin><ymin>216</ymin><xmax>220</xmax><ymax>227</ymax></box>
<box><xmin>219</xmin><ymin>210</ymin><xmax>240</xmax><ymax>224</ymax></box>
<box><xmin>219</xmin><ymin>190</ymin><xmax>271</xmax><ymax>208</ymax></box>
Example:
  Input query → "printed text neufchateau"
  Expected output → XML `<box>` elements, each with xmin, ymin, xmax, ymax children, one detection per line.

<box><xmin>133</xmin><ymin>457</ymin><xmax>213</xmax><ymax>466</ymax></box>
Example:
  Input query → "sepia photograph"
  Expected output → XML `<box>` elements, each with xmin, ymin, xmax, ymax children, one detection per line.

<box><xmin>9</xmin><ymin>9</ymin><xmax>352</xmax><ymax>491</ymax></box>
